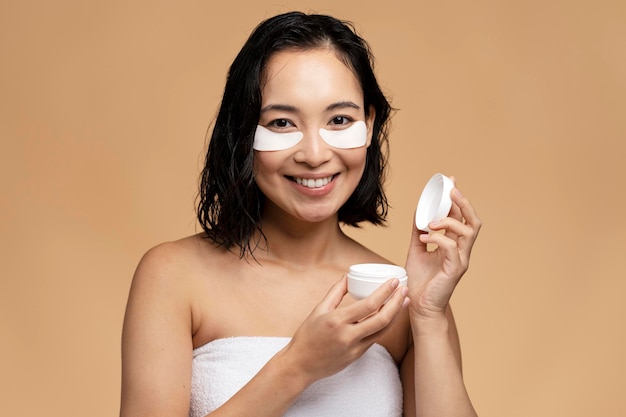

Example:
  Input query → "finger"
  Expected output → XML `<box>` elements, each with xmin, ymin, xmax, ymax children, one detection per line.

<box><xmin>429</xmin><ymin>187</ymin><xmax>481</xmax><ymax>251</ymax></box>
<box><xmin>428</xmin><ymin>216</ymin><xmax>473</xmax><ymax>246</ymax></box>
<box><xmin>437</xmin><ymin>203</ymin><xmax>462</xmax><ymax>242</ymax></box>
<box><xmin>447</xmin><ymin>177</ymin><xmax>462</xmax><ymax>222</ymax></box>
<box><xmin>408</xmin><ymin>209</ymin><xmax>429</xmax><ymax>255</ymax></box>
<box><xmin>446</xmin><ymin>177</ymin><xmax>462</xmax><ymax>216</ymax></box>
<box><xmin>356</xmin><ymin>285</ymin><xmax>409</xmax><ymax>339</ymax></box>
<box><xmin>317</xmin><ymin>275</ymin><xmax>348</xmax><ymax>312</ymax></box>
<box><xmin>448</xmin><ymin>198</ymin><xmax>463</xmax><ymax>223</ymax></box>
<box><xmin>450</xmin><ymin>188</ymin><xmax>481</xmax><ymax>257</ymax></box>
<box><xmin>423</xmin><ymin>221</ymin><xmax>473</xmax><ymax>271</ymax></box>
<box><xmin>444</xmin><ymin>189</ymin><xmax>463</xmax><ymax>241</ymax></box>
<box><xmin>419</xmin><ymin>231</ymin><xmax>464</xmax><ymax>271</ymax></box>
<box><xmin>435</xmin><ymin>175</ymin><xmax>461</xmax><ymax>241</ymax></box>
<box><xmin>340</xmin><ymin>278</ymin><xmax>400</xmax><ymax>323</ymax></box>
<box><xmin>420</xmin><ymin>230</ymin><xmax>460</xmax><ymax>254</ymax></box>
<box><xmin>451</xmin><ymin>188</ymin><xmax>482</xmax><ymax>234</ymax></box>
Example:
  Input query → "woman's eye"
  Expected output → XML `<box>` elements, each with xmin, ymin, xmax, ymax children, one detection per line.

<box><xmin>330</xmin><ymin>116</ymin><xmax>351</xmax><ymax>126</ymax></box>
<box><xmin>269</xmin><ymin>119</ymin><xmax>293</xmax><ymax>128</ymax></box>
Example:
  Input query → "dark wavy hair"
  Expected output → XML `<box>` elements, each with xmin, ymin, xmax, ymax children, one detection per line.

<box><xmin>197</xmin><ymin>11</ymin><xmax>393</xmax><ymax>257</ymax></box>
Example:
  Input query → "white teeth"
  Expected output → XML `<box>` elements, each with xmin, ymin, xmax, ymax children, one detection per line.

<box><xmin>295</xmin><ymin>176</ymin><xmax>333</xmax><ymax>189</ymax></box>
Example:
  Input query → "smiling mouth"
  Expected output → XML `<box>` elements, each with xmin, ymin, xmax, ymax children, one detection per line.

<box><xmin>289</xmin><ymin>175</ymin><xmax>335</xmax><ymax>189</ymax></box>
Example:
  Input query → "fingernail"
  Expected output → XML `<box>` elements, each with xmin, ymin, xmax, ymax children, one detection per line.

<box><xmin>390</xmin><ymin>278</ymin><xmax>399</xmax><ymax>288</ymax></box>
<box><xmin>453</xmin><ymin>188</ymin><xmax>463</xmax><ymax>198</ymax></box>
<box><xmin>402</xmin><ymin>297</ymin><xmax>410</xmax><ymax>308</ymax></box>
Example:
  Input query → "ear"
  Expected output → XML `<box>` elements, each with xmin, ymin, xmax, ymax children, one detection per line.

<box><xmin>365</xmin><ymin>105</ymin><xmax>376</xmax><ymax>147</ymax></box>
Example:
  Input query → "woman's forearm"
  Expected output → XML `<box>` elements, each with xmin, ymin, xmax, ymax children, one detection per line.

<box><xmin>411</xmin><ymin>314</ymin><xmax>477</xmax><ymax>417</ymax></box>
<box><xmin>205</xmin><ymin>346</ymin><xmax>311</xmax><ymax>417</ymax></box>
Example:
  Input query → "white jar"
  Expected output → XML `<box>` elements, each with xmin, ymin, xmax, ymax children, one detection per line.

<box><xmin>347</xmin><ymin>263</ymin><xmax>408</xmax><ymax>300</ymax></box>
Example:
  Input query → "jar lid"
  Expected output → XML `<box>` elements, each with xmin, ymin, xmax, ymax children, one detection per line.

<box><xmin>415</xmin><ymin>173</ymin><xmax>454</xmax><ymax>232</ymax></box>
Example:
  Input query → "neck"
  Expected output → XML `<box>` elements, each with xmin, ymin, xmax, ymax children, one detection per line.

<box><xmin>254</xmin><ymin>212</ymin><xmax>348</xmax><ymax>269</ymax></box>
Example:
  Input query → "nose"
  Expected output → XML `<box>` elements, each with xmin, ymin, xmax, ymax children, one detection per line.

<box><xmin>293</xmin><ymin>128</ymin><xmax>333</xmax><ymax>167</ymax></box>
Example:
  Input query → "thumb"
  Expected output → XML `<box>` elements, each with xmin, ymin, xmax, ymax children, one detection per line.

<box><xmin>407</xmin><ymin>210</ymin><xmax>428</xmax><ymax>257</ymax></box>
<box><xmin>316</xmin><ymin>275</ymin><xmax>348</xmax><ymax>312</ymax></box>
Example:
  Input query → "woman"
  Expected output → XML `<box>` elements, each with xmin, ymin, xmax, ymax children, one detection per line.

<box><xmin>121</xmin><ymin>11</ymin><xmax>481</xmax><ymax>417</ymax></box>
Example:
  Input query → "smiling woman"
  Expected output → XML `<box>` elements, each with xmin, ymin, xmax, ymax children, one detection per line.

<box><xmin>197</xmin><ymin>12</ymin><xmax>393</xmax><ymax>255</ymax></box>
<box><xmin>120</xmin><ymin>11</ymin><xmax>481</xmax><ymax>417</ymax></box>
<box><xmin>253</xmin><ymin>48</ymin><xmax>373</xmax><ymax>225</ymax></box>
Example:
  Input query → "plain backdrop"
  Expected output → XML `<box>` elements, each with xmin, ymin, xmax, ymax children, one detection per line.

<box><xmin>1</xmin><ymin>1</ymin><xmax>625</xmax><ymax>416</ymax></box>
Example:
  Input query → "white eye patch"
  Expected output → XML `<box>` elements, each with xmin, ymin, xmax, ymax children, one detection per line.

<box><xmin>253</xmin><ymin>121</ymin><xmax>368</xmax><ymax>151</ymax></box>
<box><xmin>253</xmin><ymin>126</ymin><xmax>304</xmax><ymax>151</ymax></box>
<box><xmin>319</xmin><ymin>121</ymin><xmax>367</xmax><ymax>149</ymax></box>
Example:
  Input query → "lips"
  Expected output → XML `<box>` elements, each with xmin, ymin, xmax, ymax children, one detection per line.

<box><xmin>291</xmin><ymin>175</ymin><xmax>335</xmax><ymax>189</ymax></box>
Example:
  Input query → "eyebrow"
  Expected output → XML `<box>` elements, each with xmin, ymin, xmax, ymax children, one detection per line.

<box><xmin>260</xmin><ymin>101</ymin><xmax>361</xmax><ymax>114</ymax></box>
<box><xmin>326</xmin><ymin>101</ymin><xmax>361</xmax><ymax>111</ymax></box>
<box><xmin>260</xmin><ymin>104</ymin><xmax>298</xmax><ymax>113</ymax></box>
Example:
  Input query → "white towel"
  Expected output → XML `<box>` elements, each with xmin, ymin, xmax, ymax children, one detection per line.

<box><xmin>190</xmin><ymin>336</ymin><xmax>403</xmax><ymax>417</ymax></box>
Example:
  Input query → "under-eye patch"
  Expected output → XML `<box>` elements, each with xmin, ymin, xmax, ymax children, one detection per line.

<box><xmin>252</xmin><ymin>120</ymin><xmax>368</xmax><ymax>151</ymax></box>
<box><xmin>319</xmin><ymin>121</ymin><xmax>367</xmax><ymax>149</ymax></box>
<box><xmin>253</xmin><ymin>126</ymin><xmax>304</xmax><ymax>151</ymax></box>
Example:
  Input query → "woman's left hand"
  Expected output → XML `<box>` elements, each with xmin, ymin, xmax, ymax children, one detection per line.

<box><xmin>404</xmin><ymin>180</ymin><xmax>481</xmax><ymax>320</ymax></box>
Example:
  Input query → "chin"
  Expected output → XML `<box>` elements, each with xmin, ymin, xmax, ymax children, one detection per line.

<box><xmin>293</xmin><ymin>207</ymin><xmax>339</xmax><ymax>224</ymax></box>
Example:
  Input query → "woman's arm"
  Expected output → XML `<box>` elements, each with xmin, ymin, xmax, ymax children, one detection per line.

<box><xmin>215</xmin><ymin>276</ymin><xmax>408</xmax><ymax>416</ymax></box>
<box><xmin>120</xmin><ymin>243</ymin><xmax>310</xmax><ymax>417</ymax></box>
<box><xmin>120</xmin><ymin>244</ymin><xmax>409</xmax><ymax>417</ymax></box>
<box><xmin>401</xmin><ymin>185</ymin><xmax>481</xmax><ymax>417</ymax></box>
<box><xmin>401</xmin><ymin>306</ymin><xmax>475</xmax><ymax>417</ymax></box>
<box><xmin>120</xmin><ymin>243</ymin><xmax>196</xmax><ymax>417</ymax></box>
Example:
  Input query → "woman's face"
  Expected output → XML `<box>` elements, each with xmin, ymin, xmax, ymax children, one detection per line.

<box><xmin>253</xmin><ymin>47</ymin><xmax>375</xmax><ymax>225</ymax></box>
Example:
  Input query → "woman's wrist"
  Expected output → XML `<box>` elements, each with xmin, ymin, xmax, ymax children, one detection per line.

<box><xmin>216</xmin><ymin>347</ymin><xmax>312</xmax><ymax>416</ymax></box>
<box><xmin>272</xmin><ymin>345</ymin><xmax>316</xmax><ymax>394</ymax></box>
<box><xmin>409</xmin><ymin>308</ymin><xmax>450</xmax><ymax>338</ymax></box>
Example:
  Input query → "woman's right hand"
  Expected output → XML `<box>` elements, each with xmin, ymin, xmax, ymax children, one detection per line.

<box><xmin>281</xmin><ymin>275</ymin><xmax>409</xmax><ymax>384</ymax></box>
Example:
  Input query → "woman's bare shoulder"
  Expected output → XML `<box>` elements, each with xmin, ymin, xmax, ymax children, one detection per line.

<box><xmin>123</xmin><ymin>234</ymin><xmax>239</xmax><ymax>351</ymax></box>
<box><xmin>137</xmin><ymin>233</ymin><xmax>223</xmax><ymax>266</ymax></box>
<box><xmin>130</xmin><ymin>234</ymin><xmax>228</xmax><ymax>293</ymax></box>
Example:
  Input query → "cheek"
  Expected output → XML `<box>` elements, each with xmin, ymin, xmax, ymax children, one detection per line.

<box><xmin>253</xmin><ymin>152</ymin><xmax>284</xmax><ymax>181</ymax></box>
<box><xmin>342</xmin><ymin>148</ymin><xmax>368</xmax><ymax>172</ymax></box>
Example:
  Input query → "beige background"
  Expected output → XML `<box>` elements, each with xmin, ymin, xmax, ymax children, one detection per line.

<box><xmin>1</xmin><ymin>0</ymin><xmax>625</xmax><ymax>416</ymax></box>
